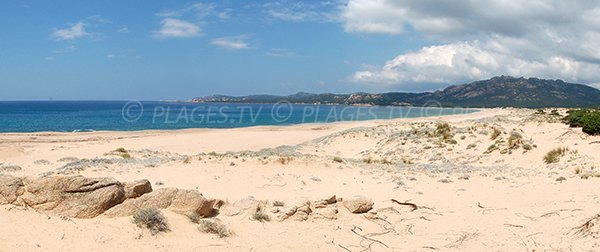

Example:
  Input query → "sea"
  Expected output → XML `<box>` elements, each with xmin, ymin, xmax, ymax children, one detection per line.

<box><xmin>0</xmin><ymin>101</ymin><xmax>478</xmax><ymax>133</ymax></box>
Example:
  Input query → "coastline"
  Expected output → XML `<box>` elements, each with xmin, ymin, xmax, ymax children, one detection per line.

<box><xmin>0</xmin><ymin>107</ymin><xmax>489</xmax><ymax>136</ymax></box>
<box><xmin>0</xmin><ymin>100</ymin><xmax>481</xmax><ymax>133</ymax></box>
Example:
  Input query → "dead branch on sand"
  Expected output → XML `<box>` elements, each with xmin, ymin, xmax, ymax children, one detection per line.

<box><xmin>350</xmin><ymin>225</ymin><xmax>389</xmax><ymax>250</ymax></box>
<box><xmin>572</xmin><ymin>214</ymin><xmax>600</xmax><ymax>238</ymax></box>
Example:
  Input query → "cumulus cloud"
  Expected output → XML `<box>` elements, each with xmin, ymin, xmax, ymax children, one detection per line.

<box><xmin>211</xmin><ymin>37</ymin><xmax>250</xmax><ymax>49</ymax></box>
<box><xmin>353</xmin><ymin>41</ymin><xmax>599</xmax><ymax>90</ymax></box>
<box><xmin>153</xmin><ymin>18</ymin><xmax>201</xmax><ymax>38</ymax></box>
<box><xmin>51</xmin><ymin>22</ymin><xmax>89</xmax><ymax>41</ymax></box>
<box><xmin>342</xmin><ymin>0</ymin><xmax>600</xmax><ymax>89</ymax></box>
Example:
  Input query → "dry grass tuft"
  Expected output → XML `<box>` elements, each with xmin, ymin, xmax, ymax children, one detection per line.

<box><xmin>507</xmin><ymin>131</ymin><xmax>523</xmax><ymax>149</ymax></box>
<box><xmin>544</xmin><ymin>147</ymin><xmax>568</xmax><ymax>164</ymax></box>
<box><xmin>115</xmin><ymin>147</ymin><xmax>128</xmax><ymax>153</ymax></box>
<box><xmin>276</xmin><ymin>156</ymin><xmax>293</xmax><ymax>165</ymax></box>
<box><xmin>198</xmin><ymin>219</ymin><xmax>231</xmax><ymax>238</ymax></box>
<box><xmin>252</xmin><ymin>211</ymin><xmax>270</xmax><ymax>222</ymax></box>
<box><xmin>133</xmin><ymin>208</ymin><xmax>169</xmax><ymax>235</ymax></box>
<box><xmin>490</xmin><ymin>127</ymin><xmax>502</xmax><ymax>140</ymax></box>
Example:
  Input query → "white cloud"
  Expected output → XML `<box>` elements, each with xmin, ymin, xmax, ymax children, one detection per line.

<box><xmin>211</xmin><ymin>37</ymin><xmax>250</xmax><ymax>50</ymax></box>
<box><xmin>51</xmin><ymin>22</ymin><xmax>89</xmax><ymax>41</ymax></box>
<box><xmin>352</xmin><ymin>41</ymin><xmax>599</xmax><ymax>90</ymax></box>
<box><xmin>341</xmin><ymin>0</ymin><xmax>406</xmax><ymax>34</ymax></box>
<box><xmin>117</xmin><ymin>26</ymin><xmax>129</xmax><ymax>33</ymax></box>
<box><xmin>342</xmin><ymin>0</ymin><xmax>600</xmax><ymax>88</ymax></box>
<box><xmin>267</xmin><ymin>48</ymin><xmax>295</xmax><ymax>57</ymax></box>
<box><xmin>153</xmin><ymin>18</ymin><xmax>201</xmax><ymax>38</ymax></box>
<box><xmin>156</xmin><ymin>3</ymin><xmax>216</xmax><ymax>18</ymax></box>
<box><xmin>263</xmin><ymin>1</ymin><xmax>338</xmax><ymax>22</ymax></box>
<box><xmin>217</xmin><ymin>9</ymin><xmax>233</xmax><ymax>19</ymax></box>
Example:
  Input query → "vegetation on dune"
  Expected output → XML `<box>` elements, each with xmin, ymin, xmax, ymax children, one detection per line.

<box><xmin>198</xmin><ymin>219</ymin><xmax>231</xmax><ymax>238</ymax></box>
<box><xmin>544</xmin><ymin>147</ymin><xmax>569</xmax><ymax>164</ymax></box>
<box><xmin>132</xmin><ymin>208</ymin><xmax>169</xmax><ymax>235</ymax></box>
<box><xmin>562</xmin><ymin>109</ymin><xmax>600</xmax><ymax>135</ymax></box>
<box><xmin>490</xmin><ymin>127</ymin><xmax>502</xmax><ymax>140</ymax></box>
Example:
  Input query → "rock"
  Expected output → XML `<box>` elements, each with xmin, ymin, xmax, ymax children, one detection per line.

<box><xmin>122</xmin><ymin>179</ymin><xmax>152</xmax><ymax>199</ymax></box>
<box><xmin>19</xmin><ymin>176</ymin><xmax>126</xmax><ymax>218</ymax></box>
<box><xmin>313</xmin><ymin>206</ymin><xmax>338</xmax><ymax>220</ymax></box>
<box><xmin>292</xmin><ymin>202</ymin><xmax>312</xmax><ymax>221</ymax></box>
<box><xmin>276</xmin><ymin>206</ymin><xmax>298</xmax><ymax>221</ymax></box>
<box><xmin>0</xmin><ymin>175</ymin><xmax>24</xmax><ymax>205</ymax></box>
<box><xmin>277</xmin><ymin>200</ymin><xmax>312</xmax><ymax>221</ymax></box>
<box><xmin>0</xmin><ymin>175</ymin><xmax>222</xmax><ymax>220</ymax></box>
<box><xmin>312</xmin><ymin>195</ymin><xmax>337</xmax><ymax>208</ymax></box>
<box><xmin>103</xmin><ymin>188</ymin><xmax>223</xmax><ymax>218</ymax></box>
<box><xmin>343</xmin><ymin>196</ymin><xmax>373</xmax><ymax>213</ymax></box>
<box><xmin>220</xmin><ymin>197</ymin><xmax>259</xmax><ymax>217</ymax></box>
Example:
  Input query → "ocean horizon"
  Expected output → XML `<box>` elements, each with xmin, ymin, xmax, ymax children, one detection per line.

<box><xmin>0</xmin><ymin>101</ymin><xmax>477</xmax><ymax>133</ymax></box>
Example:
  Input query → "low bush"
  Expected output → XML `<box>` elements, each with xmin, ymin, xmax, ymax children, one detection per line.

<box><xmin>490</xmin><ymin>127</ymin><xmax>502</xmax><ymax>140</ymax></box>
<box><xmin>435</xmin><ymin>122</ymin><xmax>453</xmax><ymax>140</ymax></box>
<box><xmin>198</xmin><ymin>219</ymin><xmax>231</xmax><ymax>238</ymax></box>
<box><xmin>563</xmin><ymin>109</ymin><xmax>600</xmax><ymax>135</ymax></box>
<box><xmin>252</xmin><ymin>211</ymin><xmax>271</xmax><ymax>222</ymax></box>
<box><xmin>133</xmin><ymin>208</ymin><xmax>169</xmax><ymax>235</ymax></box>
<box><xmin>582</xmin><ymin>112</ymin><xmax>600</xmax><ymax>135</ymax></box>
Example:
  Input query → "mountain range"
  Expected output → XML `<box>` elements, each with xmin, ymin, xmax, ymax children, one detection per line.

<box><xmin>191</xmin><ymin>76</ymin><xmax>600</xmax><ymax>108</ymax></box>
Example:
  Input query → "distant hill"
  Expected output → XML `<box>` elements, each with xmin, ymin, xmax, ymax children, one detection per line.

<box><xmin>191</xmin><ymin>76</ymin><xmax>600</xmax><ymax>108</ymax></box>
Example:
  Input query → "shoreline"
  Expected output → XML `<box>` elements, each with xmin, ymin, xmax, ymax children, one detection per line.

<box><xmin>0</xmin><ymin>107</ymin><xmax>488</xmax><ymax>136</ymax></box>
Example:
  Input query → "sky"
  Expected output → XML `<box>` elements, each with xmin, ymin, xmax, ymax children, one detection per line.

<box><xmin>2</xmin><ymin>0</ymin><xmax>600</xmax><ymax>100</ymax></box>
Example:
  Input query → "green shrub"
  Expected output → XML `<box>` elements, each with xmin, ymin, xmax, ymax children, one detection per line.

<box><xmin>582</xmin><ymin>112</ymin><xmax>600</xmax><ymax>135</ymax></box>
<box><xmin>133</xmin><ymin>208</ymin><xmax>169</xmax><ymax>235</ymax></box>
<box><xmin>563</xmin><ymin>109</ymin><xmax>600</xmax><ymax>135</ymax></box>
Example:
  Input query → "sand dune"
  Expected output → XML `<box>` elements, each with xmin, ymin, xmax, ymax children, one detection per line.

<box><xmin>1</xmin><ymin>108</ymin><xmax>600</xmax><ymax>251</ymax></box>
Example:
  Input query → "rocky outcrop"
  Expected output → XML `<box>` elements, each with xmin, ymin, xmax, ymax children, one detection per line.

<box><xmin>103</xmin><ymin>188</ymin><xmax>223</xmax><ymax>218</ymax></box>
<box><xmin>343</xmin><ymin>196</ymin><xmax>373</xmax><ymax>213</ymax></box>
<box><xmin>0</xmin><ymin>175</ymin><xmax>221</xmax><ymax>219</ymax></box>
<box><xmin>276</xmin><ymin>196</ymin><xmax>339</xmax><ymax>221</ymax></box>
<box><xmin>0</xmin><ymin>175</ymin><xmax>126</xmax><ymax>218</ymax></box>
<box><xmin>123</xmin><ymin>179</ymin><xmax>152</xmax><ymax>199</ymax></box>
<box><xmin>0</xmin><ymin>175</ymin><xmax>24</xmax><ymax>205</ymax></box>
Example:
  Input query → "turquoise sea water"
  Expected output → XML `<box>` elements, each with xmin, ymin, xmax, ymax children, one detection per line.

<box><xmin>0</xmin><ymin>101</ymin><xmax>477</xmax><ymax>133</ymax></box>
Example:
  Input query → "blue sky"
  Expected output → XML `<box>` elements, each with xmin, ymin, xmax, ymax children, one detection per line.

<box><xmin>2</xmin><ymin>1</ymin><xmax>600</xmax><ymax>100</ymax></box>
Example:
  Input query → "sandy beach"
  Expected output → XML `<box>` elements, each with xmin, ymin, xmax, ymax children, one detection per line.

<box><xmin>1</xmin><ymin>108</ymin><xmax>600</xmax><ymax>251</ymax></box>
